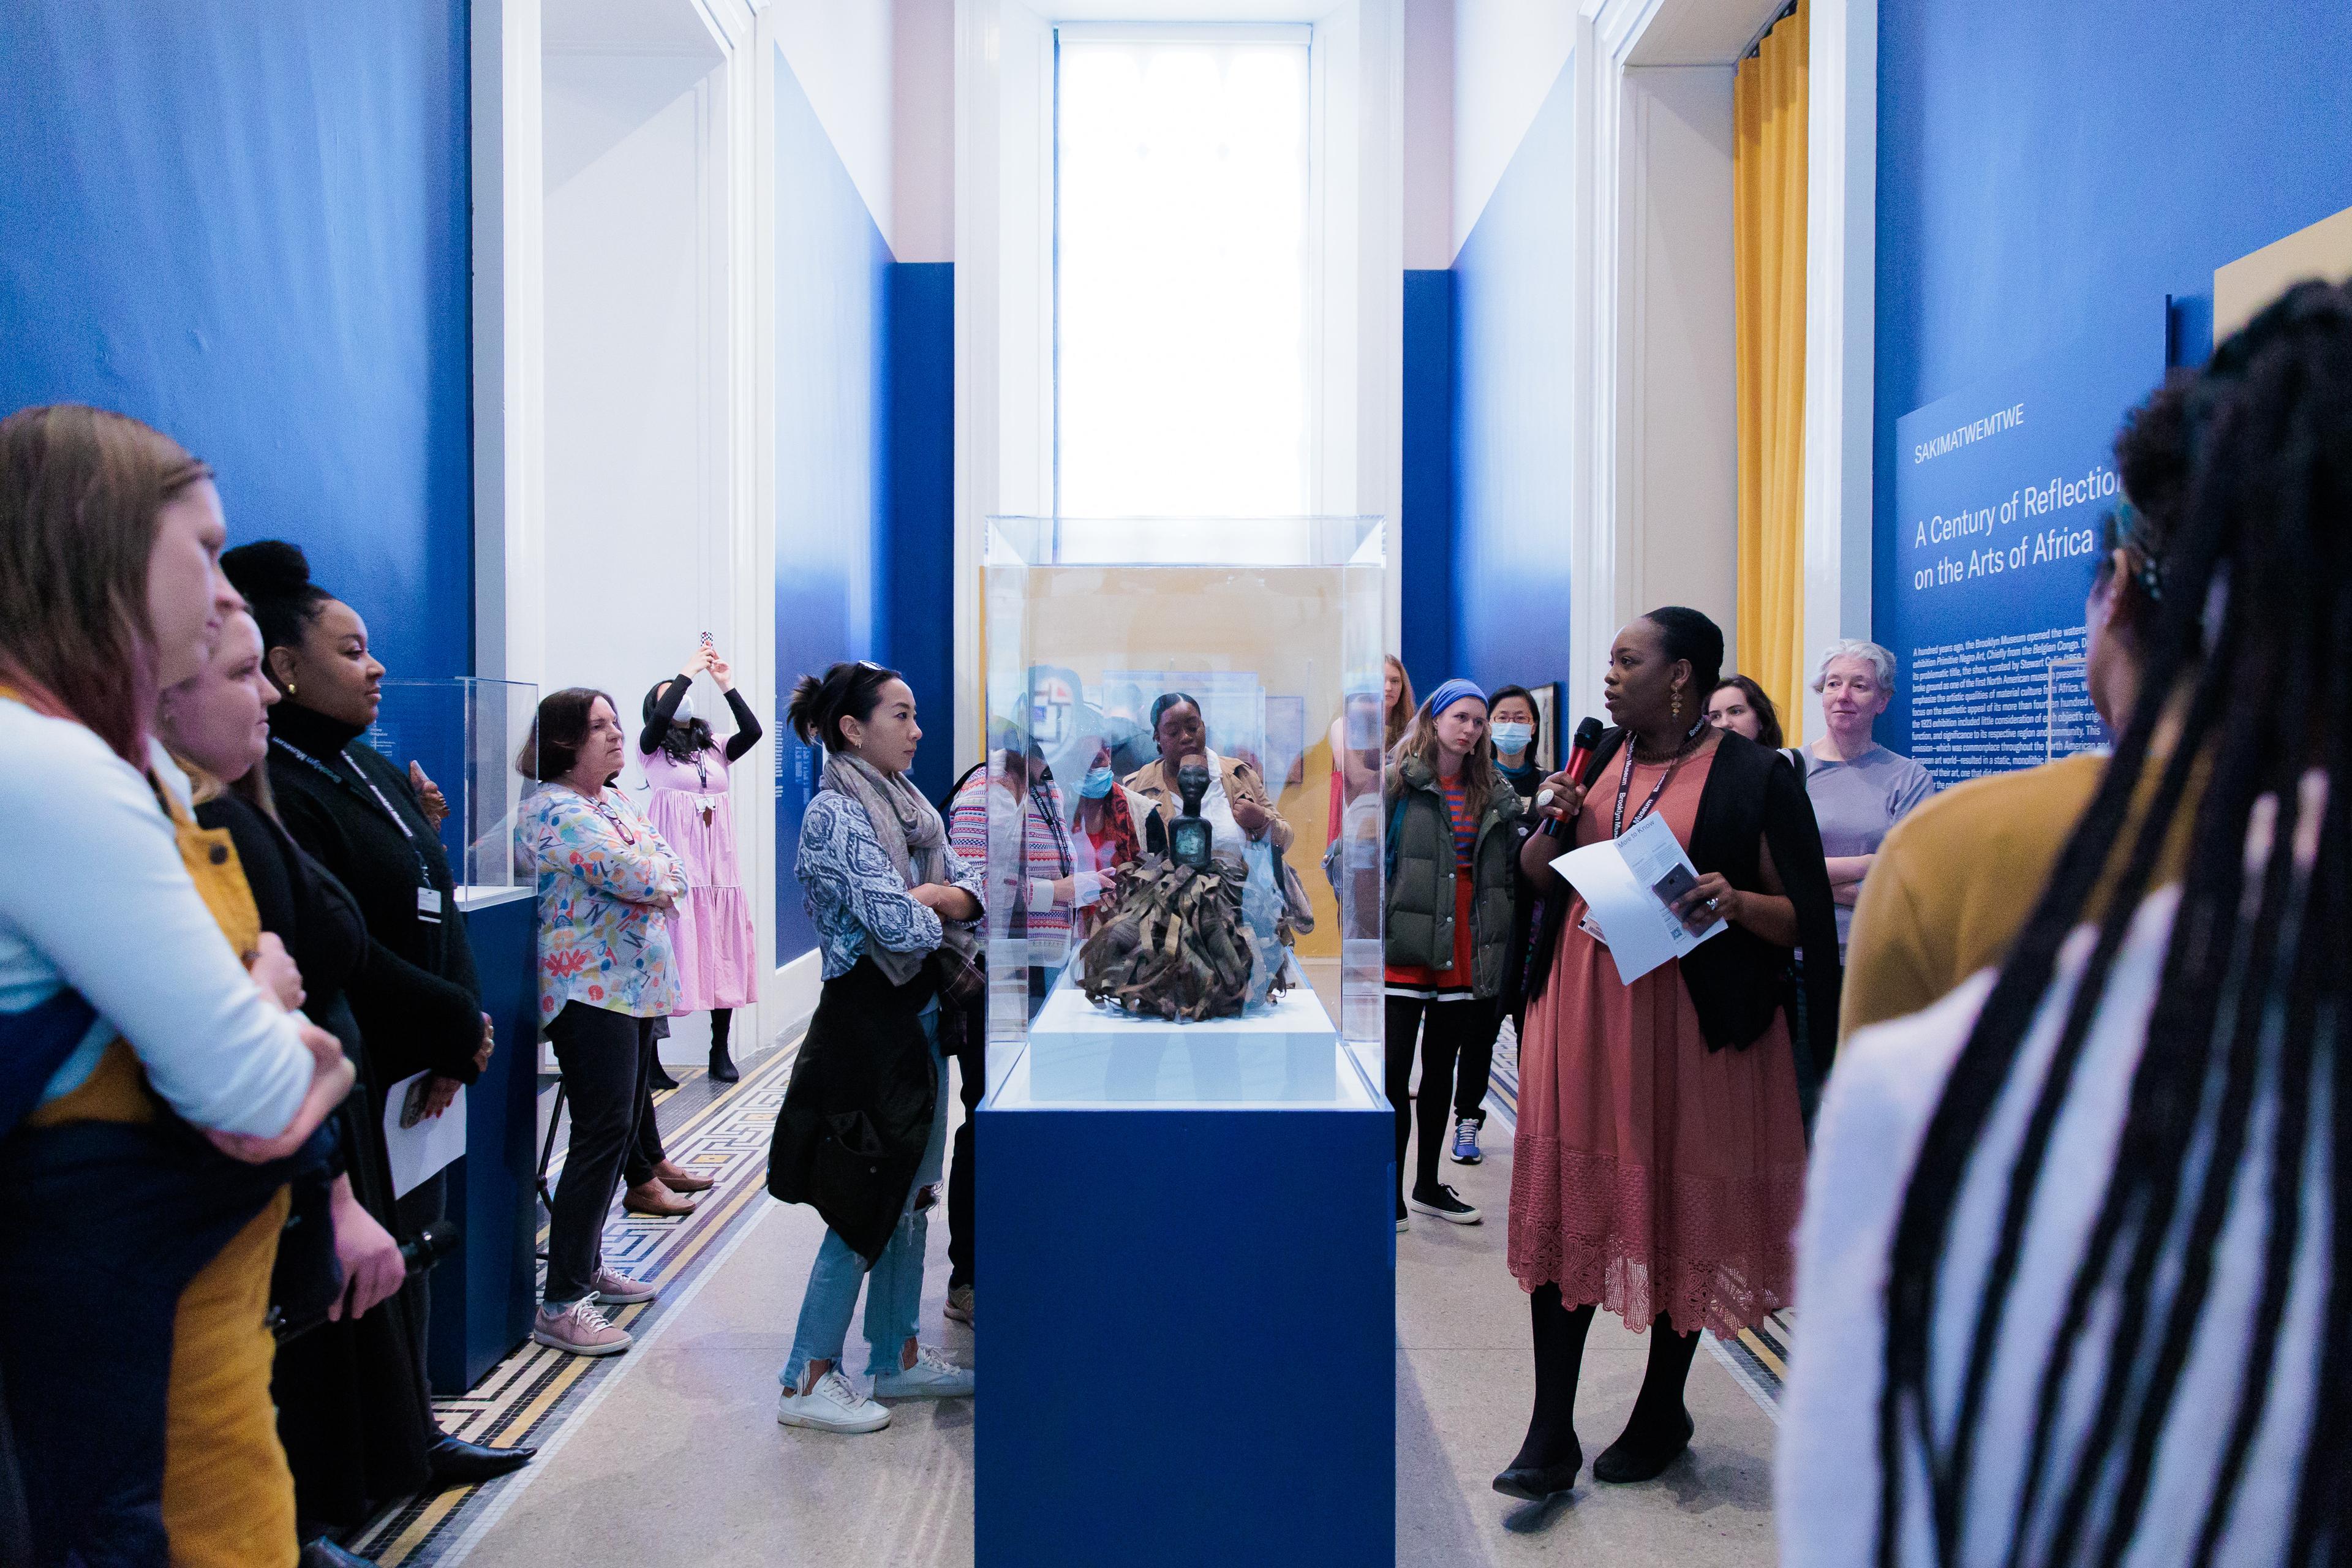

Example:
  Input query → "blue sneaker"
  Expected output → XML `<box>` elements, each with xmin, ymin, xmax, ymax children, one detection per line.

<box><xmin>1450</xmin><ymin>1115</ymin><xmax>1484</xmax><ymax>1165</ymax></box>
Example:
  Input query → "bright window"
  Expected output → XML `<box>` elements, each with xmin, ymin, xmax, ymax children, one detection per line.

<box><xmin>1054</xmin><ymin>29</ymin><xmax>1313</xmax><ymax>538</ymax></box>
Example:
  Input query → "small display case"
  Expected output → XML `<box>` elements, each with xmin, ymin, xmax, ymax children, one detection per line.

<box><xmin>979</xmin><ymin>515</ymin><xmax>1387</xmax><ymax>1101</ymax></box>
<box><xmin>366</xmin><ymin>678</ymin><xmax>540</xmax><ymax>903</ymax></box>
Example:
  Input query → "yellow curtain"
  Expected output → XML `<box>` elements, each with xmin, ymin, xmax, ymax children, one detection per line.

<box><xmin>1733</xmin><ymin>1</ymin><xmax>1809</xmax><ymax>742</ymax></box>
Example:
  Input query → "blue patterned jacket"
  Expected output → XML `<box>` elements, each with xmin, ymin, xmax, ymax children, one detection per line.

<box><xmin>796</xmin><ymin>790</ymin><xmax>986</xmax><ymax>981</ymax></box>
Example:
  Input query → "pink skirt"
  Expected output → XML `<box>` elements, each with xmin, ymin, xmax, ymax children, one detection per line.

<box><xmin>647</xmin><ymin>787</ymin><xmax>759</xmax><ymax>1013</ymax></box>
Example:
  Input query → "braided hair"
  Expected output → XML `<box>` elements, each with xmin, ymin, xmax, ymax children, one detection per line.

<box><xmin>1876</xmin><ymin>281</ymin><xmax>2352</xmax><ymax>1567</ymax></box>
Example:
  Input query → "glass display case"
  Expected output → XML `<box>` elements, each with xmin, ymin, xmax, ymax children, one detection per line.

<box><xmin>366</xmin><ymin>678</ymin><xmax>540</xmax><ymax>900</ymax></box>
<box><xmin>980</xmin><ymin>516</ymin><xmax>1385</xmax><ymax>1102</ymax></box>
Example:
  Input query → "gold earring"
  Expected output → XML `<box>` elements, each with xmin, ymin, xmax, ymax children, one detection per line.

<box><xmin>1671</xmin><ymin>692</ymin><xmax>1683</xmax><ymax>719</ymax></box>
<box><xmin>285</xmin><ymin>679</ymin><xmax>296</xmax><ymax>696</ymax></box>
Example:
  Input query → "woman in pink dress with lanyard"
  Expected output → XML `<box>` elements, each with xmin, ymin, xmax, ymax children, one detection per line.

<box><xmin>1496</xmin><ymin>608</ymin><xmax>1838</xmax><ymax>1503</ymax></box>
<box><xmin>639</xmin><ymin>643</ymin><xmax>764</xmax><ymax>1082</ymax></box>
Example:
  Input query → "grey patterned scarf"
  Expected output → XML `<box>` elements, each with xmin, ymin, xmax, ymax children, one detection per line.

<box><xmin>821</xmin><ymin>750</ymin><xmax>970</xmax><ymax>984</ymax></box>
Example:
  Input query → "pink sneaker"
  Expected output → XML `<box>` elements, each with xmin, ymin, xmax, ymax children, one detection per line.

<box><xmin>593</xmin><ymin>1265</ymin><xmax>658</xmax><ymax>1305</ymax></box>
<box><xmin>533</xmin><ymin>1298</ymin><xmax>631</xmax><ymax>1357</ymax></box>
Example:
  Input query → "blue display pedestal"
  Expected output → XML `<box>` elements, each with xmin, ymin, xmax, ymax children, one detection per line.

<box><xmin>975</xmin><ymin>1039</ymin><xmax>1395</xmax><ymax>1567</ymax></box>
<box><xmin>428</xmin><ymin>890</ymin><xmax>542</xmax><ymax>1395</ymax></box>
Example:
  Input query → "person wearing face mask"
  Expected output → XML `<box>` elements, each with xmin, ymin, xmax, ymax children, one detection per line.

<box><xmin>638</xmin><ymin>645</ymin><xmax>764</xmax><ymax>1085</ymax></box>
<box><xmin>222</xmin><ymin>542</ymin><xmax>527</xmax><ymax>1485</ymax></box>
<box><xmin>1485</xmin><ymin>685</ymin><xmax>1546</xmax><ymax>799</ymax></box>
<box><xmin>155</xmin><ymin>605</ymin><xmax>420</xmax><ymax>1559</ymax></box>
<box><xmin>516</xmin><ymin>690</ymin><xmax>692</xmax><ymax>1355</ymax></box>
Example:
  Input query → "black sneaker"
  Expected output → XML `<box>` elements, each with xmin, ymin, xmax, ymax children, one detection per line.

<box><xmin>1407</xmin><ymin>1184</ymin><xmax>1482</xmax><ymax>1225</ymax></box>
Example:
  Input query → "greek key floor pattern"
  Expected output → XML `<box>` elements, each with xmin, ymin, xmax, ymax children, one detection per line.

<box><xmin>348</xmin><ymin>1037</ymin><xmax>800</xmax><ymax>1567</ymax></box>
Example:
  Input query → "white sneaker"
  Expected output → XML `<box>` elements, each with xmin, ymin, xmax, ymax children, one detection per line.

<box><xmin>871</xmin><ymin>1343</ymin><xmax>975</xmax><ymax>1400</ymax></box>
<box><xmin>593</xmin><ymin>1265</ymin><xmax>658</xmax><ymax>1305</ymax></box>
<box><xmin>533</xmin><ymin>1298</ymin><xmax>631</xmax><ymax>1357</ymax></box>
<box><xmin>777</xmin><ymin>1369</ymin><xmax>891</xmax><ymax>1434</ymax></box>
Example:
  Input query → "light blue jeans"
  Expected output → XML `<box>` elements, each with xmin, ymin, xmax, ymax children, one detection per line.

<box><xmin>782</xmin><ymin>1006</ymin><xmax>949</xmax><ymax>1388</ymax></box>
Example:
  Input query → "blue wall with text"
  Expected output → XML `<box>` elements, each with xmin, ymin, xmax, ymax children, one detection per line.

<box><xmin>1874</xmin><ymin>0</ymin><xmax>2352</xmax><ymax>750</ymax></box>
<box><xmin>0</xmin><ymin>1</ymin><xmax>474</xmax><ymax>682</ymax></box>
<box><xmin>1451</xmin><ymin>59</ymin><xmax>1578</xmax><ymax>703</ymax></box>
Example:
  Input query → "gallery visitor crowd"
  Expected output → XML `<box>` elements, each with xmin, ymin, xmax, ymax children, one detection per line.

<box><xmin>0</xmin><ymin>280</ymin><xmax>2346</xmax><ymax>1565</ymax></box>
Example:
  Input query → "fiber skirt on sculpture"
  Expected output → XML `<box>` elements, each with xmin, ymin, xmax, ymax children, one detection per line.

<box><xmin>648</xmin><ymin>790</ymin><xmax>759</xmax><ymax>1012</ymax></box>
<box><xmin>1506</xmin><ymin>920</ymin><xmax>1806</xmax><ymax>1340</ymax></box>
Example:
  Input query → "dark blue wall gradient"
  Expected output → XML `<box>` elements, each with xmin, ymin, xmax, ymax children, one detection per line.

<box><xmin>772</xmin><ymin>51</ymin><xmax>892</xmax><ymax>957</ymax></box>
<box><xmin>885</xmin><ymin>263</ymin><xmax>957</xmax><ymax>805</ymax></box>
<box><xmin>1451</xmin><ymin>60</ymin><xmax>1579</xmax><ymax>701</ymax></box>
<box><xmin>1873</xmin><ymin>0</ymin><xmax>2352</xmax><ymax>749</ymax></box>
<box><xmin>1399</xmin><ymin>270</ymin><xmax>1457</xmax><ymax>693</ymax></box>
<box><xmin>0</xmin><ymin>1</ymin><xmax>474</xmax><ymax>681</ymax></box>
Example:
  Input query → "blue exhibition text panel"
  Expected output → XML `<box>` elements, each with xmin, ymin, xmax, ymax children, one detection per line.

<box><xmin>1884</xmin><ymin>314</ymin><xmax>2162</xmax><ymax>783</ymax></box>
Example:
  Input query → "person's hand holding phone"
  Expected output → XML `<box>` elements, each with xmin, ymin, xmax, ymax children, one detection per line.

<box><xmin>409</xmin><ymin>762</ymin><xmax>450</xmax><ymax>832</ymax></box>
<box><xmin>1672</xmin><ymin>871</ymin><xmax>1741</xmax><ymax>935</ymax></box>
<box><xmin>327</xmin><ymin>1175</ymin><xmax>407</xmax><ymax>1321</ymax></box>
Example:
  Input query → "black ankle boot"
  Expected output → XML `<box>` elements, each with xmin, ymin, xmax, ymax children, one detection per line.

<box><xmin>647</xmin><ymin>1059</ymin><xmax>681</xmax><ymax>1091</ymax></box>
<box><xmin>1593</xmin><ymin>1406</ymin><xmax>1694</xmax><ymax>1483</ymax></box>
<box><xmin>1493</xmin><ymin>1431</ymin><xmax>1582</xmax><ymax>1502</ymax></box>
<box><xmin>707</xmin><ymin>1045</ymin><xmax>739</xmax><ymax>1084</ymax></box>
<box><xmin>1594</xmin><ymin>1316</ymin><xmax>1700</xmax><ymax>1483</ymax></box>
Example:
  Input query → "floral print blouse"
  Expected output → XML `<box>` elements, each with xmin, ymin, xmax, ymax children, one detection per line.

<box><xmin>519</xmin><ymin>783</ymin><xmax>692</xmax><ymax>1021</ymax></box>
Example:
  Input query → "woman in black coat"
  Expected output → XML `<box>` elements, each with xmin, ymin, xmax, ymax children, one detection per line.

<box><xmin>221</xmin><ymin>542</ymin><xmax>532</xmax><ymax>1494</ymax></box>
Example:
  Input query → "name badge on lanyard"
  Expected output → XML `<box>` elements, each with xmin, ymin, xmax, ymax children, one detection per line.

<box><xmin>417</xmin><ymin>886</ymin><xmax>445</xmax><ymax>924</ymax></box>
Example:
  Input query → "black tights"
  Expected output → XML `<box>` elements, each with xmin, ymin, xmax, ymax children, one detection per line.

<box><xmin>1512</xmin><ymin>1286</ymin><xmax>1701</xmax><ymax>1470</ymax></box>
<box><xmin>1384</xmin><ymin>995</ymin><xmax>1495</xmax><ymax>1204</ymax></box>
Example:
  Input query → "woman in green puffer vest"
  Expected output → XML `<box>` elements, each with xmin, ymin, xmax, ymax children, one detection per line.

<box><xmin>1384</xmin><ymin>678</ymin><xmax>1526</xmax><ymax>1230</ymax></box>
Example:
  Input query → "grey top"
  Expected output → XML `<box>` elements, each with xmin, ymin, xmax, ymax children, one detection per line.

<box><xmin>1793</xmin><ymin>741</ymin><xmax>1936</xmax><ymax>949</ymax></box>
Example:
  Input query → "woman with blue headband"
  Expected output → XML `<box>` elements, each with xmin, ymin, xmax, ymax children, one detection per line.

<box><xmin>1384</xmin><ymin>679</ymin><xmax>1526</xmax><ymax>1227</ymax></box>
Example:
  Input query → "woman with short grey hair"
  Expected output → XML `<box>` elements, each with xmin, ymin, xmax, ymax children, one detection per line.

<box><xmin>1798</xmin><ymin>639</ymin><xmax>1934</xmax><ymax>952</ymax></box>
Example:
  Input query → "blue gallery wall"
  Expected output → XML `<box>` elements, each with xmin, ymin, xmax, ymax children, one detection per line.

<box><xmin>1398</xmin><ymin>270</ymin><xmax>1457</xmax><ymax>696</ymax></box>
<box><xmin>772</xmin><ymin>49</ymin><xmax>892</xmax><ymax>956</ymax></box>
<box><xmin>886</xmin><ymin>263</ymin><xmax>957</xmax><ymax>807</ymax></box>
<box><xmin>0</xmin><ymin>2</ymin><xmax>475</xmax><ymax>681</ymax></box>
<box><xmin>1874</xmin><ymin>0</ymin><xmax>2352</xmax><ymax>748</ymax></box>
<box><xmin>1450</xmin><ymin>58</ymin><xmax>1580</xmax><ymax>701</ymax></box>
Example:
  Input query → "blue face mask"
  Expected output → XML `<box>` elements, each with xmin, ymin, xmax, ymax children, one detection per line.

<box><xmin>1490</xmin><ymin>721</ymin><xmax>1533</xmax><ymax>756</ymax></box>
<box><xmin>1079</xmin><ymin>765</ymin><xmax>1116</xmax><ymax>799</ymax></box>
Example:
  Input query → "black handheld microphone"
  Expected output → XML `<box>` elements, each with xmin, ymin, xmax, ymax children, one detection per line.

<box><xmin>1537</xmin><ymin>717</ymin><xmax>1607</xmax><ymax>839</ymax></box>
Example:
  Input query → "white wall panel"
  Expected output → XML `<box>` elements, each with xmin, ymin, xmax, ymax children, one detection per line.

<box><xmin>1450</xmin><ymin>0</ymin><xmax>1577</xmax><ymax>259</ymax></box>
<box><xmin>770</xmin><ymin>0</ymin><xmax>897</xmax><ymax>250</ymax></box>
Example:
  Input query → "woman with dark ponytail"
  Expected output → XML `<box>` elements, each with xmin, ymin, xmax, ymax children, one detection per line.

<box><xmin>767</xmin><ymin>662</ymin><xmax>982</xmax><ymax>1435</ymax></box>
<box><xmin>1779</xmin><ymin>281</ymin><xmax>2352</xmax><ymax>1567</ymax></box>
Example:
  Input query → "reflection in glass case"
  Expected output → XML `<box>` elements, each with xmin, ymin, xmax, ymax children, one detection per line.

<box><xmin>366</xmin><ymin>678</ymin><xmax>540</xmax><ymax>897</ymax></box>
<box><xmin>981</xmin><ymin>516</ymin><xmax>1385</xmax><ymax>1104</ymax></box>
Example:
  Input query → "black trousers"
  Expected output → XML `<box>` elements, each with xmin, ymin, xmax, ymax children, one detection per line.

<box><xmin>1384</xmin><ymin>993</ymin><xmax>1498</xmax><ymax>1202</ymax></box>
<box><xmin>620</xmin><ymin>1075</ymin><xmax>669</xmax><ymax>1189</ymax></box>
<box><xmin>545</xmin><ymin>1001</ymin><xmax>657</xmax><ymax>1305</ymax></box>
<box><xmin>944</xmin><ymin>994</ymin><xmax>988</xmax><ymax>1292</ymax></box>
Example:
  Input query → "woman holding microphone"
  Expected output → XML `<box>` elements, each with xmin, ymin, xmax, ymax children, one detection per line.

<box><xmin>1498</xmin><ymin>608</ymin><xmax>1836</xmax><ymax>1501</ymax></box>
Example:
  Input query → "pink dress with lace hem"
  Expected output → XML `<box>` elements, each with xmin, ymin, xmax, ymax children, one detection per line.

<box><xmin>1504</xmin><ymin>744</ymin><xmax>1807</xmax><ymax>1339</ymax></box>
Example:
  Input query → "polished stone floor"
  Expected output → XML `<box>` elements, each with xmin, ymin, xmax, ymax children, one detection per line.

<box><xmin>440</xmin><ymin>1054</ymin><xmax>1780</xmax><ymax>1568</ymax></box>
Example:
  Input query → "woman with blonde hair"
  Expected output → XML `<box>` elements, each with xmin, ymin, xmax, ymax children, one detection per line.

<box><xmin>0</xmin><ymin>404</ymin><xmax>354</xmax><ymax>1566</ymax></box>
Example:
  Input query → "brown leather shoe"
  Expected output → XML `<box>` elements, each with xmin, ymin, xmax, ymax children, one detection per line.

<box><xmin>655</xmin><ymin>1159</ymin><xmax>715</xmax><ymax>1194</ymax></box>
<box><xmin>622</xmin><ymin>1179</ymin><xmax>696</xmax><ymax>1217</ymax></box>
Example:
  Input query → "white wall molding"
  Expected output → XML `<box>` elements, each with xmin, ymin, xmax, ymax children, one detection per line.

<box><xmin>1800</xmin><ymin>0</ymin><xmax>1875</xmax><ymax>738</ymax></box>
<box><xmin>1484</xmin><ymin>0</ymin><xmax>1787</xmax><ymax>720</ymax></box>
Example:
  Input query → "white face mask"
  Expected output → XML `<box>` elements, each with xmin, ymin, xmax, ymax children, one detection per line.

<box><xmin>673</xmin><ymin>692</ymin><xmax>695</xmax><ymax>724</ymax></box>
<box><xmin>1490</xmin><ymin>721</ymin><xmax>1533</xmax><ymax>756</ymax></box>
